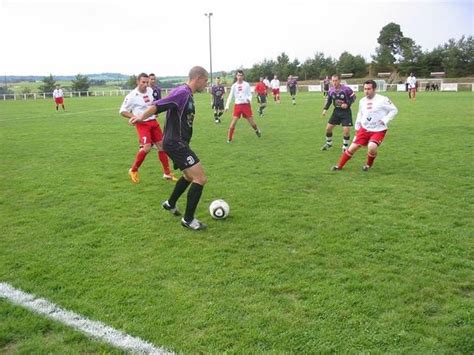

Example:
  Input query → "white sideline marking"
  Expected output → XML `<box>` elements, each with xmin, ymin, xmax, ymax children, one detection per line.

<box><xmin>0</xmin><ymin>108</ymin><xmax>116</xmax><ymax>122</ymax></box>
<box><xmin>0</xmin><ymin>282</ymin><xmax>173</xmax><ymax>354</ymax></box>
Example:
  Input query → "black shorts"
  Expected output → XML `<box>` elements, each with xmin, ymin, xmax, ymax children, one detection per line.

<box><xmin>328</xmin><ymin>109</ymin><xmax>353</xmax><ymax>126</ymax></box>
<box><xmin>257</xmin><ymin>94</ymin><xmax>267</xmax><ymax>104</ymax></box>
<box><xmin>289</xmin><ymin>87</ymin><xmax>296</xmax><ymax>96</ymax></box>
<box><xmin>163</xmin><ymin>141</ymin><xmax>200</xmax><ymax>171</ymax></box>
<box><xmin>212</xmin><ymin>98</ymin><xmax>224</xmax><ymax>110</ymax></box>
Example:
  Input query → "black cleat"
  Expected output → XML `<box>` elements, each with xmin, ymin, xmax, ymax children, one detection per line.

<box><xmin>256</xmin><ymin>129</ymin><xmax>261</xmax><ymax>138</ymax></box>
<box><xmin>181</xmin><ymin>218</ymin><xmax>207</xmax><ymax>230</ymax></box>
<box><xmin>162</xmin><ymin>200</ymin><xmax>181</xmax><ymax>216</ymax></box>
<box><xmin>331</xmin><ymin>165</ymin><xmax>340</xmax><ymax>171</ymax></box>
<box><xmin>321</xmin><ymin>143</ymin><xmax>332</xmax><ymax>151</ymax></box>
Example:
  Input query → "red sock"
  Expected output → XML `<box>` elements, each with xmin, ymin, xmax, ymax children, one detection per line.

<box><xmin>158</xmin><ymin>151</ymin><xmax>171</xmax><ymax>175</ymax></box>
<box><xmin>337</xmin><ymin>150</ymin><xmax>353</xmax><ymax>169</ymax></box>
<box><xmin>228</xmin><ymin>127</ymin><xmax>235</xmax><ymax>141</ymax></box>
<box><xmin>367</xmin><ymin>153</ymin><xmax>377</xmax><ymax>167</ymax></box>
<box><xmin>132</xmin><ymin>149</ymin><xmax>147</xmax><ymax>171</ymax></box>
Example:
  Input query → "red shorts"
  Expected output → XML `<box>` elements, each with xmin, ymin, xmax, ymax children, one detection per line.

<box><xmin>233</xmin><ymin>103</ymin><xmax>253</xmax><ymax>119</ymax></box>
<box><xmin>354</xmin><ymin>127</ymin><xmax>387</xmax><ymax>146</ymax></box>
<box><xmin>272</xmin><ymin>88</ymin><xmax>280</xmax><ymax>96</ymax></box>
<box><xmin>135</xmin><ymin>120</ymin><xmax>163</xmax><ymax>146</ymax></box>
<box><xmin>55</xmin><ymin>97</ymin><xmax>64</xmax><ymax>104</ymax></box>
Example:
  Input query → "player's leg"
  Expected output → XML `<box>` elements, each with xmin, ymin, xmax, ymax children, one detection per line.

<box><xmin>246</xmin><ymin>116</ymin><xmax>261</xmax><ymax>137</ymax></box>
<box><xmin>129</xmin><ymin>125</ymin><xmax>152</xmax><ymax>183</ymax></box>
<box><xmin>180</xmin><ymin>162</ymin><xmax>208</xmax><ymax>230</ymax></box>
<box><xmin>152</xmin><ymin>123</ymin><xmax>177</xmax><ymax>181</ymax></box>
<box><xmin>363</xmin><ymin>142</ymin><xmax>379</xmax><ymax>171</ymax></box>
<box><xmin>227</xmin><ymin>116</ymin><xmax>239</xmax><ymax>143</ymax></box>
<box><xmin>342</xmin><ymin>125</ymin><xmax>351</xmax><ymax>152</ymax></box>
<box><xmin>321</xmin><ymin>123</ymin><xmax>335</xmax><ymax>150</ymax></box>
<box><xmin>332</xmin><ymin>143</ymin><xmax>361</xmax><ymax>170</ymax></box>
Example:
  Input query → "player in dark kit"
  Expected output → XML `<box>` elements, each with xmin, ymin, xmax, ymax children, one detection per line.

<box><xmin>211</xmin><ymin>77</ymin><xmax>225</xmax><ymax>123</ymax></box>
<box><xmin>321</xmin><ymin>74</ymin><xmax>356</xmax><ymax>152</ymax></box>
<box><xmin>287</xmin><ymin>75</ymin><xmax>298</xmax><ymax>105</ymax></box>
<box><xmin>148</xmin><ymin>73</ymin><xmax>162</xmax><ymax>101</ymax></box>
<box><xmin>132</xmin><ymin>66</ymin><xmax>210</xmax><ymax>231</ymax></box>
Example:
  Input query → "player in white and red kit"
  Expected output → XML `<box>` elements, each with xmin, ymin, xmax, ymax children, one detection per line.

<box><xmin>53</xmin><ymin>85</ymin><xmax>65</xmax><ymax>111</ymax></box>
<box><xmin>225</xmin><ymin>70</ymin><xmax>262</xmax><ymax>143</ymax></box>
<box><xmin>331</xmin><ymin>80</ymin><xmax>398</xmax><ymax>171</ymax></box>
<box><xmin>120</xmin><ymin>73</ymin><xmax>176</xmax><ymax>183</ymax></box>
<box><xmin>270</xmin><ymin>75</ymin><xmax>281</xmax><ymax>103</ymax></box>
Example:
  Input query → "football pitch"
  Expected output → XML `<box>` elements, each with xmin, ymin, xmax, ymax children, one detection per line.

<box><xmin>0</xmin><ymin>91</ymin><xmax>473</xmax><ymax>353</ymax></box>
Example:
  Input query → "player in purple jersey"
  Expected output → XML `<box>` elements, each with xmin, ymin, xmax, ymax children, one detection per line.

<box><xmin>131</xmin><ymin>66</ymin><xmax>209</xmax><ymax>231</ymax></box>
<box><xmin>148</xmin><ymin>73</ymin><xmax>162</xmax><ymax>101</ymax></box>
<box><xmin>211</xmin><ymin>77</ymin><xmax>225</xmax><ymax>123</ymax></box>
<box><xmin>321</xmin><ymin>74</ymin><xmax>356</xmax><ymax>152</ymax></box>
<box><xmin>287</xmin><ymin>75</ymin><xmax>298</xmax><ymax>105</ymax></box>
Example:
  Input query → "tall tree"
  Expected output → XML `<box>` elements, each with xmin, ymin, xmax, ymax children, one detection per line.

<box><xmin>38</xmin><ymin>74</ymin><xmax>56</xmax><ymax>93</ymax></box>
<box><xmin>71</xmin><ymin>74</ymin><xmax>90</xmax><ymax>93</ymax></box>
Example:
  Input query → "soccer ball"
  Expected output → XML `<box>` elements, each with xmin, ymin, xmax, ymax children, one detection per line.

<box><xmin>209</xmin><ymin>199</ymin><xmax>230</xmax><ymax>219</ymax></box>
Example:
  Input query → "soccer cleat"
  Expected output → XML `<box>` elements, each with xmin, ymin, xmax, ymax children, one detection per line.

<box><xmin>321</xmin><ymin>143</ymin><xmax>332</xmax><ymax>151</ymax></box>
<box><xmin>331</xmin><ymin>165</ymin><xmax>340</xmax><ymax>171</ymax></box>
<box><xmin>128</xmin><ymin>168</ymin><xmax>140</xmax><ymax>183</ymax></box>
<box><xmin>214</xmin><ymin>118</ymin><xmax>221</xmax><ymax>124</ymax></box>
<box><xmin>162</xmin><ymin>200</ymin><xmax>181</xmax><ymax>216</ymax></box>
<box><xmin>342</xmin><ymin>145</ymin><xmax>348</xmax><ymax>152</ymax></box>
<box><xmin>362</xmin><ymin>165</ymin><xmax>371</xmax><ymax>172</ymax></box>
<box><xmin>181</xmin><ymin>218</ymin><xmax>207</xmax><ymax>231</ymax></box>
<box><xmin>163</xmin><ymin>173</ymin><xmax>178</xmax><ymax>182</ymax></box>
<box><xmin>227</xmin><ymin>139</ymin><xmax>232</xmax><ymax>144</ymax></box>
<box><xmin>256</xmin><ymin>129</ymin><xmax>261</xmax><ymax>138</ymax></box>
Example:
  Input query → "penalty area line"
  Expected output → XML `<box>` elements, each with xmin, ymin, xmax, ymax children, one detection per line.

<box><xmin>0</xmin><ymin>282</ymin><xmax>173</xmax><ymax>354</ymax></box>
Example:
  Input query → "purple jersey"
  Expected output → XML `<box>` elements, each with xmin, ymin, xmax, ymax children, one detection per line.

<box><xmin>211</xmin><ymin>84</ymin><xmax>225</xmax><ymax>101</ymax></box>
<box><xmin>153</xmin><ymin>84</ymin><xmax>195</xmax><ymax>145</ymax></box>
<box><xmin>287</xmin><ymin>78</ymin><xmax>297</xmax><ymax>88</ymax></box>
<box><xmin>324</xmin><ymin>85</ymin><xmax>356</xmax><ymax>110</ymax></box>
<box><xmin>151</xmin><ymin>84</ymin><xmax>162</xmax><ymax>101</ymax></box>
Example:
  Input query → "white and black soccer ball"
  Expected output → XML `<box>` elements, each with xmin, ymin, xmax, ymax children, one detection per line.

<box><xmin>209</xmin><ymin>199</ymin><xmax>230</xmax><ymax>219</ymax></box>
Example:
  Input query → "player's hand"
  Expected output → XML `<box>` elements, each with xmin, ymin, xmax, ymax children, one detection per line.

<box><xmin>129</xmin><ymin>115</ymin><xmax>142</xmax><ymax>125</ymax></box>
<box><xmin>321</xmin><ymin>110</ymin><xmax>327</xmax><ymax>117</ymax></box>
<box><xmin>341</xmin><ymin>103</ymin><xmax>348</xmax><ymax>109</ymax></box>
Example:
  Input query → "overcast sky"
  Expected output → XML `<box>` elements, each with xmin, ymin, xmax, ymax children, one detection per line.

<box><xmin>0</xmin><ymin>0</ymin><xmax>472</xmax><ymax>77</ymax></box>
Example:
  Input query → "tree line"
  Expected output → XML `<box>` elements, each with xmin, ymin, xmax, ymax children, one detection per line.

<box><xmin>243</xmin><ymin>22</ymin><xmax>473</xmax><ymax>83</ymax></box>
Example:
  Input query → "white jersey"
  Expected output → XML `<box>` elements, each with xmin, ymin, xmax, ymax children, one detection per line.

<box><xmin>406</xmin><ymin>75</ymin><xmax>417</xmax><ymax>89</ymax></box>
<box><xmin>355</xmin><ymin>94</ymin><xmax>398</xmax><ymax>132</ymax></box>
<box><xmin>53</xmin><ymin>88</ymin><xmax>63</xmax><ymax>98</ymax></box>
<box><xmin>263</xmin><ymin>78</ymin><xmax>270</xmax><ymax>88</ymax></box>
<box><xmin>270</xmin><ymin>79</ymin><xmax>280</xmax><ymax>89</ymax></box>
<box><xmin>119</xmin><ymin>87</ymin><xmax>156</xmax><ymax>121</ymax></box>
<box><xmin>225</xmin><ymin>81</ymin><xmax>252</xmax><ymax>109</ymax></box>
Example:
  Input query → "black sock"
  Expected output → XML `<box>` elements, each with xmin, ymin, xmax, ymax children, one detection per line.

<box><xmin>214</xmin><ymin>113</ymin><xmax>218</xmax><ymax>120</ymax></box>
<box><xmin>168</xmin><ymin>177</ymin><xmax>191</xmax><ymax>207</ymax></box>
<box><xmin>184</xmin><ymin>183</ymin><xmax>204</xmax><ymax>222</ymax></box>
<box><xmin>218</xmin><ymin>112</ymin><xmax>223</xmax><ymax>117</ymax></box>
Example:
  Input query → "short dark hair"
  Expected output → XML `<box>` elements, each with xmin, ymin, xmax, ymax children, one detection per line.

<box><xmin>364</xmin><ymin>79</ymin><xmax>377</xmax><ymax>89</ymax></box>
<box><xmin>149</xmin><ymin>73</ymin><xmax>155</xmax><ymax>77</ymax></box>
<box><xmin>188</xmin><ymin>66</ymin><xmax>209</xmax><ymax>80</ymax></box>
<box><xmin>137</xmin><ymin>73</ymin><xmax>149</xmax><ymax>81</ymax></box>
<box><xmin>216</xmin><ymin>76</ymin><xmax>220</xmax><ymax>79</ymax></box>
<box><xmin>236</xmin><ymin>70</ymin><xmax>244</xmax><ymax>75</ymax></box>
<box><xmin>331</xmin><ymin>74</ymin><xmax>341</xmax><ymax>80</ymax></box>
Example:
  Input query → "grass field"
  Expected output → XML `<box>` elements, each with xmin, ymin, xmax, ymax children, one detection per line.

<box><xmin>0</xmin><ymin>91</ymin><xmax>473</xmax><ymax>353</ymax></box>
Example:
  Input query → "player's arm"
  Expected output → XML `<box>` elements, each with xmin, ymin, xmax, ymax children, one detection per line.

<box><xmin>354</xmin><ymin>102</ymin><xmax>363</xmax><ymax>131</ymax></box>
<box><xmin>225</xmin><ymin>85</ymin><xmax>234</xmax><ymax>111</ymax></box>
<box><xmin>119</xmin><ymin>95</ymin><xmax>135</xmax><ymax>122</ymax></box>
<box><xmin>381</xmin><ymin>98</ymin><xmax>398</xmax><ymax>126</ymax></box>
<box><xmin>341</xmin><ymin>88</ymin><xmax>356</xmax><ymax>109</ymax></box>
<box><xmin>322</xmin><ymin>93</ymin><xmax>332</xmax><ymax>115</ymax></box>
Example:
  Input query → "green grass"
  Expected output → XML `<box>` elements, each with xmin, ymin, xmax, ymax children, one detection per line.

<box><xmin>0</xmin><ymin>92</ymin><xmax>473</xmax><ymax>353</ymax></box>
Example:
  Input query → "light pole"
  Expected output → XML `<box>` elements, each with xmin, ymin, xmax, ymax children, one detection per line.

<box><xmin>204</xmin><ymin>12</ymin><xmax>213</xmax><ymax>87</ymax></box>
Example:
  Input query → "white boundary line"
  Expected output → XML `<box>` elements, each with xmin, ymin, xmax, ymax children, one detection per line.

<box><xmin>0</xmin><ymin>282</ymin><xmax>173</xmax><ymax>354</ymax></box>
<box><xmin>0</xmin><ymin>108</ymin><xmax>117</xmax><ymax>122</ymax></box>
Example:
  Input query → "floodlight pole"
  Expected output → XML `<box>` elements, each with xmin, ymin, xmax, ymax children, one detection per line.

<box><xmin>204</xmin><ymin>12</ymin><xmax>213</xmax><ymax>87</ymax></box>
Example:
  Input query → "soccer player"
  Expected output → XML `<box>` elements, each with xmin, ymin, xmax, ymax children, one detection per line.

<box><xmin>225</xmin><ymin>70</ymin><xmax>262</xmax><ymax>143</ymax></box>
<box><xmin>331</xmin><ymin>80</ymin><xmax>398</xmax><ymax>171</ymax></box>
<box><xmin>287</xmin><ymin>75</ymin><xmax>297</xmax><ymax>105</ymax></box>
<box><xmin>120</xmin><ymin>73</ymin><xmax>176</xmax><ymax>184</ymax></box>
<box><xmin>148</xmin><ymin>73</ymin><xmax>162</xmax><ymax>101</ymax></box>
<box><xmin>131</xmin><ymin>66</ymin><xmax>209</xmax><ymax>230</ymax></box>
<box><xmin>53</xmin><ymin>84</ymin><xmax>65</xmax><ymax>111</ymax></box>
<box><xmin>263</xmin><ymin>76</ymin><xmax>271</xmax><ymax>94</ymax></box>
<box><xmin>254</xmin><ymin>77</ymin><xmax>268</xmax><ymax>117</ymax></box>
<box><xmin>270</xmin><ymin>75</ymin><xmax>281</xmax><ymax>103</ymax></box>
<box><xmin>323</xmin><ymin>76</ymin><xmax>330</xmax><ymax>97</ymax></box>
<box><xmin>406</xmin><ymin>72</ymin><xmax>417</xmax><ymax>99</ymax></box>
<box><xmin>321</xmin><ymin>74</ymin><xmax>356</xmax><ymax>152</ymax></box>
<box><xmin>211</xmin><ymin>77</ymin><xmax>225</xmax><ymax>123</ymax></box>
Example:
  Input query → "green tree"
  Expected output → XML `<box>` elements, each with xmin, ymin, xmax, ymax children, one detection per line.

<box><xmin>38</xmin><ymin>74</ymin><xmax>56</xmax><ymax>93</ymax></box>
<box><xmin>71</xmin><ymin>74</ymin><xmax>90</xmax><ymax>94</ymax></box>
<box><xmin>123</xmin><ymin>75</ymin><xmax>137</xmax><ymax>89</ymax></box>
